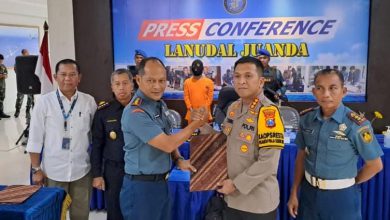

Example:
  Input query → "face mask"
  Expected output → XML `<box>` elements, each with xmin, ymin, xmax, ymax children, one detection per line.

<box><xmin>191</xmin><ymin>60</ymin><xmax>204</xmax><ymax>76</ymax></box>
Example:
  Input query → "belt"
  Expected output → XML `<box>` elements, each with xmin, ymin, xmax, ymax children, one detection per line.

<box><xmin>126</xmin><ymin>173</ymin><xmax>168</xmax><ymax>182</ymax></box>
<box><xmin>304</xmin><ymin>171</ymin><xmax>355</xmax><ymax>190</ymax></box>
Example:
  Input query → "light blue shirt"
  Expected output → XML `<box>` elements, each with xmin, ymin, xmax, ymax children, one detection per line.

<box><xmin>121</xmin><ymin>90</ymin><xmax>172</xmax><ymax>175</ymax></box>
<box><xmin>295</xmin><ymin>103</ymin><xmax>383</xmax><ymax>179</ymax></box>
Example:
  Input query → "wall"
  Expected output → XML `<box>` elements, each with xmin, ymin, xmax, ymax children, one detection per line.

<box><xmin>73</xmin><ymin>0</ymin><xmax>390</xmax><ymax>133</ymax></box>
<box><xmin>0</xmin><ymin>0</ymin><xmax>47</xmax><ymax>114</ymax></box>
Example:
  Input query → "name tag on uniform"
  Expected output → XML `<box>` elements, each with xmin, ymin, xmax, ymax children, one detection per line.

<box><xmin>62</xmin><ymin>137</ymin><xmax>71</xmax><ymax>150</ymax></box>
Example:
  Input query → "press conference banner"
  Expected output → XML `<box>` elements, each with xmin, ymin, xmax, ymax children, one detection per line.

<box><xmin>112</xmin><ymin>0</ymin><xmax>370</xmax><ymax>102</ymax></box>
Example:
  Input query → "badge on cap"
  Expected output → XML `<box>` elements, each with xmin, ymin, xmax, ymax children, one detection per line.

<box><xmin>109</xmin><ymin>131</ymin><xmax>117</xmax><ymax>140</ymax></box>
<box><xmin>240</xmin><ymin>144</ymin><xmax>248</xmax><ymax>153</ymax></box>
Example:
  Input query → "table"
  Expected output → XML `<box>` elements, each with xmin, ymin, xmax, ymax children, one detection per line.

<box><xmin>91</xmin><ymin>136</ymin><xmax>390</xmax><ymax>220</ymax></box>
<box><xmin>0</xmin><ymin>186</ymin><xmax>66</xmax><ymax>220</ymax></box>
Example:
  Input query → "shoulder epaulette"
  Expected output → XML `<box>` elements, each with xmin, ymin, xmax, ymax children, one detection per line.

<box><xmin>131</xmin><ymin>97</ymin><xmax>142</xmax><ymax>106</ymax></box>
<box><xmin>97</xmin><ymin>101</ymin><xmax>110</xmax><ymax>110</ymax></box>
<box><xmin>299</xmin><ymin>107</ymin><xmax>315</xmax><ymax>116</ymax></box>
<box><xmin>348</xmin><ymin>111</ymin><xmax>367</xmax><ymax>125</ymax></box>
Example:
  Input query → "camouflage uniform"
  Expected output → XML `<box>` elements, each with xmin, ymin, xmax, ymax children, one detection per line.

<box><xmin>14</xmin><ymin>92</ymin><xmax>34</xmax><ymax>118</ymax></box>
<box><xmin>0</xmin><ymin>63</ymin><xmax>7</xmax><ymax>114</ymax></box>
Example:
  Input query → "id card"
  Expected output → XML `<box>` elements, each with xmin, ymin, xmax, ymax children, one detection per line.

<box><xmin>62</xmin><ymin>137</ymin><xmax>71</xmax><ymax>150</ymax></box>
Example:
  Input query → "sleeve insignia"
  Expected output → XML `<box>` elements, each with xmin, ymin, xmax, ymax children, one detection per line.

<box><xmin>299</xmin><ymin>107</ymin><xmax>315</xmax><ymax>116</ymax></box>
<box><xmin>359</xmin><ymin>127</ymin><xmax>373</xmax><ymax>143</ymax></box>
<box><xmin>97</xmin><ymin>101</ymin><xmax>110</xmax><ymax>110</ymax></box>
<box><xmin>132</xmin><ymin>108</ymin><xmax>145</xmax><ymax>113</ymax></box>
<box><xmin>258</xmin><ymin>105</ymin><xmax>284</xmax><ymax>149</ymax></box>
<box><xmin>348</xmin><ymin>111</ymin><xmax>367</xmax><ymax>125</ymax></box>
<box><xmin>131</xmin><ymin>97</ymin><xmax>142</xmax><ymax>106</ymax></box>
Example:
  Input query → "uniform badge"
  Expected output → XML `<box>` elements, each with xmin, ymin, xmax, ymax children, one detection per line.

<box><xmin>131</xmin><ymin>97</ymin><xmax>142</xmax><ymax>106</ymax></box>
<box><xmin>229</xmin><ymin>111</ymin><xmax>235</xmax><ymax>118</ymax></box>
<box><xmin>348</xmin><ymin>111</ymin><xmax>366</xmax><ymax>125</ymax></box>
<box><xmin>223</xmin><ymin>125</ymin><xmax>232</xmax><ymax>135</ymax></box>
<box><xmin>245</xmin><ymin>134</ymin><xmax>252</xmax><ymax>141</ymax></box>
<box><xmin>359</xmin><ymin>128</ymin><xmax>373</xmax><ymax>143</ymax></box>
<box><xmin>339</xmin><ymin>123</ymin><xmax>347</xmax><ymax>132</ymax></box>
<box><xmin>240</xmin><ymin>144</ymin><xmax>248</xmax><ymax>153</ymax></box>
<box><xmin>262</xmin><ymin>108</ymin><xmax>276</xmax><ymax>128</ymax></box>
<box><xmin>109</xmin><ymin>131</ymin><xmax>117</xmax><ymax>140</ymax></box>
<box><xmin>246</xmin><ymin>117</ymin><xmax>255</xmax><ymax>123</ymax></box>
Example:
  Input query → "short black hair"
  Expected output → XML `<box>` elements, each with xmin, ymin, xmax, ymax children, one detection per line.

<box><xmin>0</xmin><ymin>54</ymin><xmax>3</xmax><ymax>60</ymax></box>
<box><xmin>314</xmin><ymin>69</ymin><xmax>344</xmax><ymax>85</ymax></box>
<box><xmin>138</xmin><ymin>57</ymin><xmax>166</xmax><ymax>76</ymax></box>
<box><xmin>55</xmin><ymin>59</ymin><xmax>80</xmax><ymax>74</ymax></box>
<box><xmin>21</xmin><ymin>49</ymin><xmax>28</xmax><ymax>55</ymax></box>
<box><xmin>234</xmin><ymin>56</ymin><xmax>264</xmax><ymax>76</ymax></box>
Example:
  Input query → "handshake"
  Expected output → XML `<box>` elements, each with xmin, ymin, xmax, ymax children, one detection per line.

<box><xmin>190</xmin><ymin>107</ymin><xmax>209</xmax><ymax>128</ymax></box>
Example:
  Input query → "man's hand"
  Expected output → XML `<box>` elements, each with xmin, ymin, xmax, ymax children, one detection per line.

<box><xmin>287</xmin><ymin>193</ymin><xmax>299</xmax><ymax>218</ymax></box>
<box><xmin>92</xmin><ymin>177</ymin><xmax>106</xmax><ymax>191</ymax></box>
<box><xmin>216</xmin><ymin>179</ymin><xmax>236</xmax><ymax>195</ymax></box>
<box><xmin>176</xmin><ymin>159</ymin><xmax>197</xmax><ymax>173</ymax></box>
<box><xmin>191</xmin><ymin>107</ymin><xmax>209</xmax><ymax>127</ymax></box>
<box><xmin>32</xmin><ymin>170</ymin><xmax>46</xmax><ymax>186</ymax></box>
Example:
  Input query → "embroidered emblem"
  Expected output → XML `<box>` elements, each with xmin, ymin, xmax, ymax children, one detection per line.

<box><xmin>240</xmin><ymin>144</ymin><xmax>248</xmax><ymax>153</ymax></box>
<box><xmin>131</xmin><ymin>97</ymin><xmax>142</xmax><ymax>106</ymax></box>
<box><xmin>359</xmin><ymin>128</ymin><xmax>373</xmax><ymax>143</ymax></box>
<box><xmin>263</xmin><ymin>108</ymin><xmax>276</xmax><ymax>128</ymax></box>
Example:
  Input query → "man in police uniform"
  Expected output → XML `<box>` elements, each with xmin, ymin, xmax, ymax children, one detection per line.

<box><xmin>120</xmin><ymin>57</ymin><xmax>208</xmax><ymax>220</ymax></box>
<box><xmin>256</xmin><ymin>49</ymin><xmax>287</xmax><ymax>103</ymax></box>
<box><xmin>217</xmin><ymin>56</ymin><xmax>284</xmax><ymax>220</ymax></box>
<box><xmin>91</xmin><ymin>69</ymin><xmax>133</xmax><ymax>220</ymax></box>
<box><xmin>287</xmin><ymin>69</ymin><xmax>383</xmax><ymax>220</ymax></box>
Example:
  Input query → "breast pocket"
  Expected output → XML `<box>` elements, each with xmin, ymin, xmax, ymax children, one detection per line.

<box><xmin>326</xmin><ymin>138</ymin><xmax>355</xmax><ymax>166</ymax></box>
<box><xmin>75</xmin><ymin>111</ymin><xmax>91</xmax><ymax>132</ymax></box>
<box><xmin>302</xmin><ymin>129</ymin><xmax>316</xmax><ymax>148</ymax></box>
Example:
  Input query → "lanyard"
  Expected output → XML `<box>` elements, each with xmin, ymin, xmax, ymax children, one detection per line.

<box><xmin>56</xmin><ymin>90</ymin><xmax>78</xmax><ymax>131</ymax></box>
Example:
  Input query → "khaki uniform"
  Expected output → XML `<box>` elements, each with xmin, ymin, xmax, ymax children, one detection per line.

<box><xmin>222</xmin><ymin>92</ymin><xmax>283</xmax><ymax>214</ymax></box>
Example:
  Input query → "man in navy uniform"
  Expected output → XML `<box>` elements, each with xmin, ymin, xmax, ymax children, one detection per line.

<box><xmin>128</xmin><ymin>49</ymin><xmax>147</xmax><ymax>90</ymax></box>
<box><xmin>256</xmin><ymin>49</ymin><xmax>287</xmax><ymax>103</ymax></box>
<box><xmin>91</xmin><ymin>69</ymin><xmax>134</xmax><ymax>220</ymax></box>
<box><xmin>287</xmin><ymin>69</ymin><xmax>383</xmax><ymax>220</ymax></box>
<box><xmin>120</xmin><ymin>57</ymin><xmax>208</xmax><ymax>220</ymax></box>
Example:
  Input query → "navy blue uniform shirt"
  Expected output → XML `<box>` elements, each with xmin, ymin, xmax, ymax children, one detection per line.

<box><xmin>295</xmin><ymin>103</ymin><xmax>383</xmax><ymax>179</ymax></box>
<box><xmin>121</xmin><ymin>90</ymin><xmax>172</xmax><ymax>175</ymax></box>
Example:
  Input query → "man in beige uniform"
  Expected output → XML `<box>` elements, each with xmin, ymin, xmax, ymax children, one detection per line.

<box><xmin>217</xmin><ymin>56</ymin><xmax>284</xmax><ymax>220</ymax></box>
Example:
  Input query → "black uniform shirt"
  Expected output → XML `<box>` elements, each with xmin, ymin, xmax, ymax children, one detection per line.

<box><xmin>91</xmin><ymin>99</ymin><xmax>126</xmax><ymax>178</ymax></box>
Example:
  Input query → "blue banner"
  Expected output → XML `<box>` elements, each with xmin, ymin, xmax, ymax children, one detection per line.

<box><xmin>112</xmin><ymin>0</ymin><xmax>370</xmax><ymax>102</ymax></box>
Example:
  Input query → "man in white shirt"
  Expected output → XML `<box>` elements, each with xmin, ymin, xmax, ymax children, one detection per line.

<box><xmin>27</xmin><ymin>59</ymin><xmax>97</xmax><ymax>220</ymax></box>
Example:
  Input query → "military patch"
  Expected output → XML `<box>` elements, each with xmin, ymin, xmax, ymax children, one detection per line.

<box><xmin>262</xmin><ymin>108</ymin><xmax>276</xmax><ymax>128</ymax></box>
<box><xmin>131</xmin><ymin>97</ymin><xmax>142</xmax><ymax>106</ymax></box>
<box><xmin>299</xmin><ymin>107</ymin><xmax>315</xmax><ymax>116</ymax></box>
<box><xmin>222</xmin><ymin>124</ymin><xmax>232</xmax><ymax>135</ymax></box>
<box><xmin>348</xmin><ymin>111</ymin><xmax>367</xmax><ymax>125</ymax></box>
<box><xmin>245</xmin><ymin>117</ymin><xmax>255</xmax><ymax>123</ymax></box>
<box><xmin>258</xmin><ymin>105</ymin><xmax>284</xmax><ymax>149</ymax></box>
<box><xmin>97</xmin><ymin>101</ymin><xmax>110</xmax><ymax>110</ymax></box>
<box><xmin>359</xmin><ymin>128</ymin><xmax>373</xmax><ymax>143</ymax></box>
<box><xmin>240</xmin><ymin>144</ymin><xmax>248</xmax><ymax>153</ymax></box>
<box><xmin>109</xmin><ymin>130</ymin><xmax>117</xmax><ymax>140</ymax></box>
<box><xmin>132</xmin><ymin>108</ymin><xmax>144</xmax><ymax>113</ymax></box>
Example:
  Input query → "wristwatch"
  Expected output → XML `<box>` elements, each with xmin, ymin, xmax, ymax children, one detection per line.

<box><xmin>32</xmin><ymin>166</ymin><xmax>41</xmax><ymax>174</ymax></box>
<box><xmin>174</xmin><ymin>155</ymin><xmax>185</xmax><ymax>163</ymax></box>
